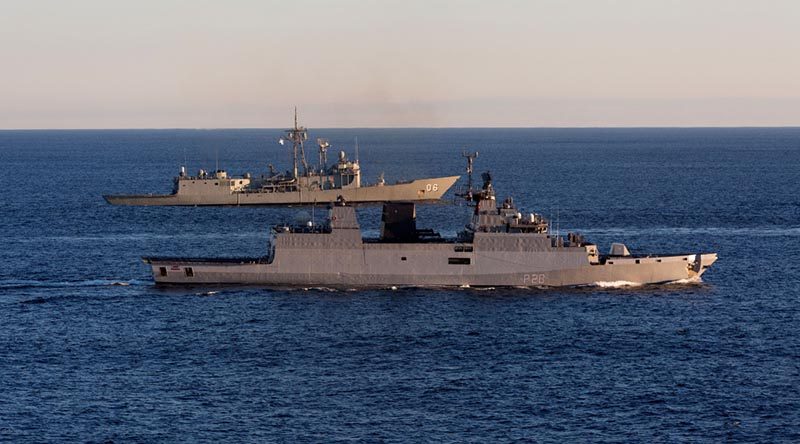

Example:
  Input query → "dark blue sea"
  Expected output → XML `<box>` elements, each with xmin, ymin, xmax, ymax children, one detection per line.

<box><xmin>1</xmin><ymin>128</ymin><xmax>799</xmax><ymax>442</ymax></box>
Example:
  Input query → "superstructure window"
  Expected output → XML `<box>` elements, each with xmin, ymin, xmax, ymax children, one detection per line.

<box><xmin>448</xmin><ymin>258</ymin><xmax>471</xmax><ymax>265</ymax></box>
<box><xmin>454</xmin><ymin>246</ymin><xmax>473</xmax><ymax>252</ymax></box>
<box><xmin>185</xmin><ymin>267</ymin><xmax>194</xmax><ymax>277</ymax></box>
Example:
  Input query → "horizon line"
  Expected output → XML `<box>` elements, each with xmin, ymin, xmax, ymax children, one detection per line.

<box><xmin>2</xmin><ymin>125</ymin><xmax>800</xmax><ymax>132</ymax></box>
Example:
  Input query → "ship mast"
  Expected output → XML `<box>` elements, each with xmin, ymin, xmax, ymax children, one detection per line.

<box><xmin>293</xmin><ymin>110</ymin><xmax>299</xmax><ymax>178</ymax></box>
<box><xmin>316</xmin><ymin>138</ymin><xmax>330</xmax><ymax>190</ymax></box>
<box><xmin>463</xmin><ymin>151</ymin><xmax>478</xmax><ymax>192</ymax></box>
<box><xmin>458</xmin><ymin>151</ymin><xmax>479</xmax><ymax>203</ymax></box>
<box><xmin>282</xmin><ymin>108</ymin><xmax>309</xmax><ymax>180</ymax></box>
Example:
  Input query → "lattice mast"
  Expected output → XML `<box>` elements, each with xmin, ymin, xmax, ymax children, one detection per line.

<box><xmin>282</xmin><ymin>108</ymin><xmax>309</xmax><ymax>179</ymax></box>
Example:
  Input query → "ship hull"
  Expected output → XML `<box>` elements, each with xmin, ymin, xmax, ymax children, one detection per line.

<box><xmin>143</xmin><ymin>248</ymin><xmax>717</xmax><ymax>288</ymax></box>
<box><xmin>105</xmin><ymin>176</ymin><xmax>460</xmax><ymax>206</ymax></box>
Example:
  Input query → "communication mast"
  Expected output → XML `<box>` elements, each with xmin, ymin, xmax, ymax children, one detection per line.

<box><xmin>463</xmin><ymin>151</ymin><xmax>478</xmax><ymax>192</ymax></box>
<box><xmin>316</xmin><ymin>138</ymin><xmax>330</xmax><ymax>190</ymax></box>
<box><xmin>457</xmin><ymin>150</ymin><xmax>479</xmax><ymax>203</ymax></box>
<box><xmin>316</xmin><ymin>138</ymin><xmax>330</xmax><ymax>172</ymax></box>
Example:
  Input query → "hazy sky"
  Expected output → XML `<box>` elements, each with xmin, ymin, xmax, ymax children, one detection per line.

<box><xmin>2</xmin><ymin>0</ymin><xmax>799</xmax><ymax>128</ymax></box>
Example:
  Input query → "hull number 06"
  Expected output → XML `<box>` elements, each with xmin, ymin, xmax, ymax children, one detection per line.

<box><xmin>425</xmin><ymin>183</ymin><xmax>439</xmax><ymax>192</ymax></box>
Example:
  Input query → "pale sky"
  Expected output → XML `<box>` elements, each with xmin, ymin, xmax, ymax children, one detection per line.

<box><xmin>1</xmin><ymin>0</ymin><xmax>799</xmax><ymax>128</ymax></box>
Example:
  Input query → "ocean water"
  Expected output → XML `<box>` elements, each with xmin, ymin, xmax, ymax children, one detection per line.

<box><xmin>0</xmin><ymin>128</ymin><xmax>798</xmax><ymax>442</ymax></box>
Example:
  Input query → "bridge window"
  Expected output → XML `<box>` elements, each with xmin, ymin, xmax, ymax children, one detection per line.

<box><xmin>159</xmin><ymin>267</ymin><xmax>167</xmax><ymax>276</ymax></box>
<box><xmin>448</xmin><ymin>258</ymin><xmax>471</xmax><ymax>265</ymax></box>
<box><xmin>185</xmin><ymin>267</ymin><xmax>194</xmax><ymax>277</ymax></box>
<box><xmin>454</xmin><ymin>246</ymin><xmax>473</xmax><ymax>252</ymax></box>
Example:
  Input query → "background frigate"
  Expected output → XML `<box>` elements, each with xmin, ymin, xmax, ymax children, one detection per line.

<box><xmin>104</xmin><ymin>111</ymin><xmax>459</xmax><ymax>206</ymax></box>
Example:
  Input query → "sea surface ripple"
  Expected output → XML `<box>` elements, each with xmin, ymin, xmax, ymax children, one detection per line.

<box><xmin>1</xmin><ymin>128</ymin><xmax>799</xmax><ymax>442</ymax></box>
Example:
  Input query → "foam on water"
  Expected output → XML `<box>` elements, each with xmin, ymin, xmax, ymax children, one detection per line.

<box><xmin>592</xmin><ymin>280</ymin><xmax>644</xmax><ymax>288</ymax></box>
<box><xmin>666</xmin><ymin>275</ymin><xmax>703</xmax><ymax>285</ymax></box>
<box><xmin>302</xmin><ymin>286</ymin><xmax>338</xmax><ymax>292</ymax></box>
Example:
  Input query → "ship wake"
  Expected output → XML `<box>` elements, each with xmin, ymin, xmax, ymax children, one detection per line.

<box><xmin>0</xmin><ymin>278</ymin><xmax>147</xmax><ymax>290</ymax></box>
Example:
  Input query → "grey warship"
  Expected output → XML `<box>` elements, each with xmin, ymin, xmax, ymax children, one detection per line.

<box><xmin>143</xmin><ymin>162</ymin><xmax>717</xmax><ymax>288</ymax></box>
<box><xmin>104</xmin><ymin>112</ymin><xmax>459</xmax><ymax>206</ymax></box>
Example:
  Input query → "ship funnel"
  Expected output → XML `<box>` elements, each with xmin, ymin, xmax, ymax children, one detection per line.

<box><xmin>380</xmin><ymin>203</ymin><xmax>417</xmax><ymax>242</ymax></box>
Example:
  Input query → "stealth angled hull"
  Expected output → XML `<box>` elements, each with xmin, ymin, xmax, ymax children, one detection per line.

<box><xmin>144</xmin><ymin>246</ymin><xmax>717</xmax><ymax>288</ymax></box>
<box><xmin>142</xmin><ymin>202</ymin><xmax>717</xmax><ymax>289</ymax></box>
